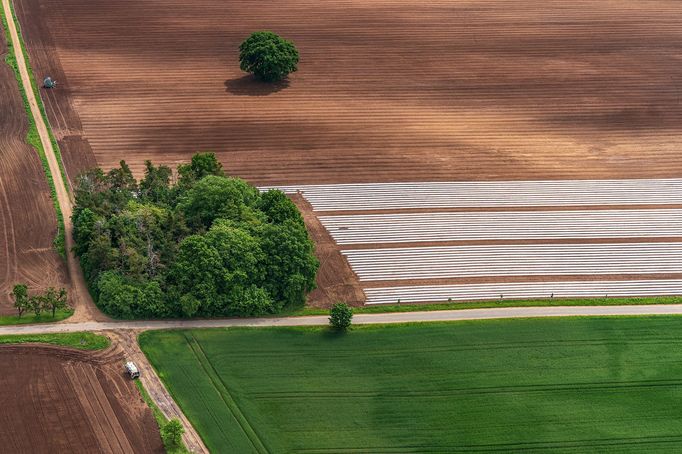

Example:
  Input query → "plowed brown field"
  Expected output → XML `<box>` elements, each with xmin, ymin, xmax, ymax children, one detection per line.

<box><xmin>0</xmin><ymin>344</ymin><xmax>163</xmax><ymax>453</ymax></box>
<box><xmin>14</xmin><ymin>0</ymin><xmax>682</xmax><ymax>186</ymax></box>
<box><xmin>0</xmin><ymin>23</ymin><xmax>66</xmax><ymax>313</ymax></box>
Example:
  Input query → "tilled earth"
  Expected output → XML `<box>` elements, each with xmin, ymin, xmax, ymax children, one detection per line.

<box><xmin>0</xmin><ymin>344</ymin><xmax>163</xmax><ymax>453</ymax></box>
<box><xmin>14</xmin><ymin>0</ymin><xmax>682</xmax><ymax>185</ymax></box>
<box><xmin>0</xmin><ymin>21</ymin><xmax>66</xmax><ymax>313</ymax></box>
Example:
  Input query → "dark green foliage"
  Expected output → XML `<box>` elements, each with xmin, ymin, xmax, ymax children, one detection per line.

<box><xmin>139</xmin><ymin>160</ymin><xmax>173</xmax><ymax>204</ymax></box>
<box><xmin>177</xmin><ymin>152</ymin><xmax>224</xmax><ymax>187</ymax></box>
<box><xmin>72</xmin><ymin>153</ymin><xmax>318</xmax><ymax>319</ymax></box>
<box><xmin>259</xmin><ymin>189</ymin><xmax>304</xmax><ymax>225</ymax></box>
<box><xmin>239</xmin><ymin>31</ymin><xmax>299</xmax><ymax>82</ymax></box>
<box><xmin>178</xmin><ymin>175</ymin><xmax>260</xmax><ymax>229</ymax></box>
<box><xmin>260</xmin><ymin>220</ymin><xmax>318</xmax><ymax>308</ymax></box>
<box><xmin>329</xmin><ymin>303</ymin><xmax>353</xmax><ymax>330</ymax></box>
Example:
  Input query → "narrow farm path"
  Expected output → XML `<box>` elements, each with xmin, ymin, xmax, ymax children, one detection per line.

<box><xmin>1</xmin><ymin>0</ymin><xmax>107</xmax><ymax>323</ymax></box>
<box><xmin>3</xmin><ymin>304</ymin><xmax>682</xmax><ymax>337</ymax></box>
<box><xmin>108</xmin><ymin>330</ymin><xmax>210</xmax><ymax>453</ymax></box>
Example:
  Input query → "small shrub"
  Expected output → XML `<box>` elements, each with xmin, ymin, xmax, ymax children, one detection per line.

<box><xmin>329</xmin><ymin>303</ymin><xmax>353</xmax><ymax>331</ymax></box>
<box><xmin>161</xmin><ymin>418</ymin><xmax>185</xmax><ymax>448</ymax></box>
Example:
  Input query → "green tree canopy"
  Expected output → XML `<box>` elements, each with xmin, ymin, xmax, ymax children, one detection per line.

<box><xmin>329</xmin><ymin>303</ymin><xmax>353</xmax><ymax>330</ymax></box>
<box><xmin>12</xmin><ymin>284</ymin><xmax>29</xmax><ymax>318</ymax></box>
<box><xmin>239</xmin><ymin>31</ymin><xmax>299</xmax><ymax>82</ymax></box>
<box><xmin>72</xmin><ymin>154</ymin><xmax>318</xmax><ymax>319</ymax></box>
<box><xmin>160</xmin><ymin>419</ymin><xmax>185</xmax><ymax>448</ymax></box>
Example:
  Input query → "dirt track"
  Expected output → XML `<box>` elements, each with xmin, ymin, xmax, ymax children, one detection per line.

<box><xmin>0</xmin><ymin>344</ymin><xmax>163</xmax><ymax>453</ymax></box>
<box><xmin>0</xmin><ymin>14</ymin><xmax>66</xmax><ymax>313</ymax></box>
<box><xmin>2</xmin><ymin>0</ymin><xmax>107</xmax><ymax>322</ymax></box>
<box><xmin>14</xmin><ymin>0</ymin><xmax>682</xmax><ymax>185</ymax></box>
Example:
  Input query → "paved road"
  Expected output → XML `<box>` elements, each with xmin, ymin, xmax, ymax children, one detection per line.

<box><xmin>3</xmin><ymin>304</ymin><xmax>682</xmax><ymax>336</ymax></box>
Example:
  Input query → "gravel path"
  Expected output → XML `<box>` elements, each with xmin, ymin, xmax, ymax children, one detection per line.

<box><xmin>2</xmin><ymin>304</ymin><xmax>682</xmax><ymax>337</ymax></box>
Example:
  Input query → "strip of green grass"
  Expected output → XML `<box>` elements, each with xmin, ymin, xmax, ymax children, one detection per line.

<box><xmin>134</xmin><ymin>380</ymin><xmax>189</xmax><ymax>454</ymax></box>
<box><xmin>283</xmin><ymin>295</ymin><xmax>682</xmax><ymax>316</ymax></box>
<box><xmin>0</xmin><ymin>331</ymin><xmax>109</xmax><ymax>350</ymax></box>
<box><xmin>0</xmin><ymin>309</ymin><xmax>72</xmax><ymax>326</ymax></box>
<box><xmin>0</xmin><ymin>3</ymin><xmax>67</xmax><ymax>257</ymax></box>
<box><xmin>141</xmin><ymin>318</ymin><xmax>682</xmax><ymax>453</ymax></box>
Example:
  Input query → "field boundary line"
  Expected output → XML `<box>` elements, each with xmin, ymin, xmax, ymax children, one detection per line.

<box><xmin>184</xmin><ymin>332</ymin><xmax>270</xmax><ymax>454</ymax></box>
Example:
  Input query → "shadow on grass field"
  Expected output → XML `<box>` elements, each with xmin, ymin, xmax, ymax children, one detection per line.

<box><xmin>140</xmin><ymin>317</ymin><xmax>682</xmax><ymax>453</ymax></box>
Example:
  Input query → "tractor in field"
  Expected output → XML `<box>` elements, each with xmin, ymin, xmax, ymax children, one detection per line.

<box><xmin>43</xmin><ymin>76</ymin><xmax>57</xmax><ymax>88</ymax></box>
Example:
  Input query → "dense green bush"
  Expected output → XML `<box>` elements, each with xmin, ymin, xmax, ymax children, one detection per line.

<box><xmin>239</xmin><ymin>31</ymin><xmax>299</xmax><ymax>82</ymax></box>
<box><xmin>329</xmin><ymin>303</ymin><xmax>353</xmax><ymax>331</ymax></box>
<box><xmin>160</xmin><ymin>419</ymin><xmax>185</xmax><ymax>449</ymax></box>
<box><xmin>72</xmin><ymin>153</ymin><xmax>318</xmax><ymax>318</ymax></box>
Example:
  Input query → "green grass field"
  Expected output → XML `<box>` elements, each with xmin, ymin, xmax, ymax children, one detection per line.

<box><xmin>140</xmin><ymin>318</ymin><xmax>682</xmax><ymax>453</ymax></box>
<box><xmin>0</xmin><ymin>309</ymin><xmax>72</xmax><ymax>326</ymax></box>
<box><xmin>0</xmin><ymin>331</ymin><xmax>109</xmax><ymax>350</ymax></box>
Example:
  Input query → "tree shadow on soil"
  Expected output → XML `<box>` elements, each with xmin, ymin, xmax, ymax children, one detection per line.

<box><xmin>224</xmin><ymin>75</ymin><xmax>290</xmax><ymax>96</ymax></box>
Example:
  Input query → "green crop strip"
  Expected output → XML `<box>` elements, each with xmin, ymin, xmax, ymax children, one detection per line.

<box><xmin>1</xmin><ymin>2</ymin><xmax>68</xmax><ymax>258</ymax></box>
<box><xmin>0</xmin><ymin>331</ymin><xmax>109</xmax><ymax>350</ymax></box>
<box><xmin>0</xmin><ymin>308</ymin><xmax>72</xmax><ymax>326</ymax></box>
<box><xmin>281</xmin><ymin>295</ymin><xmax>682</xmax><ymax>316</ymax></box>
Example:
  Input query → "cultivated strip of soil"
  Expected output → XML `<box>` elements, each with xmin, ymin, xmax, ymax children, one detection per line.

<box><xmin>292</xmin><ymin>194</ymin><xmax>365</xmax><ymax>307</ymax></box>
<box><xmin>15</xmin><ymin>0</ymin><xmax>682</xmax><ymax>185</ymax></box>
<box><xmin>0</xmin><ymin>344</ymin><xmax>163</xmax><ymax>453</ymax></box>
<box><xmin>0</xmin><ymin>16</ymin><xmax>66</xmax><ymax>313</ymax></box>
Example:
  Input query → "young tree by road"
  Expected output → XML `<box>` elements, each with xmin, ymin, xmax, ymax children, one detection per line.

<box><xmin>43</xmin><ymin>287</ymin><xmax>69</xmax><ymax>317</ymax></box>
<box><xmin>329</xmin><ymin>303</ymin><xmax>353</xmax><ymax>331</ymax></box>
<box><xmin>28</xmin><ymin>295</ymin><xmax>44</xmax><ymax>317</ymax></box>
<box><xmin>12</xmin><ymin>284</ymin><xmax>29</xmax><ymax>318</ymax></box>
<box><xmin>161</xmin><ymin>418</ymin><xmax>185</xmax><ymax>448</ymax></box>
<box><xmin>239</xmin><ymin>31</ymin><xmax>299</xmax><ymax>82</ymax></box>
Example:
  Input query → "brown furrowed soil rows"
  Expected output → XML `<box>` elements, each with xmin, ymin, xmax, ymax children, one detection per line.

<box><xmin>0</xmin><ymin>344</ymin><xmax>163</xmax><ymax>453</ymax></box>
<box><xmin>15</xmin><ymin>0</ymin><xmax>682</xmax><ymax>185</ymax></box>
<box><xmin>0</xmin><ymin>19</ymin><xmax>66</xmax><ymax>313</ymax></box>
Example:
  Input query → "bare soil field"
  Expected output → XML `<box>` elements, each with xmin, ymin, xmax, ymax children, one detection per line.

<box><xmin>0</xmin><ymin>344</ymin><xmax>163</xmax><ymax>453</ymax></box>
<box><xmin>14</xmin><ymin>0</ymin><xmax>682</xmax><ymax>185</ymax></box>
<box><xmin>292</xmin><ymin>194</ymin><xmax>365</xmax><ymax>306</ymax></box>
<box><xmin>0</xmin><ymin>27</ymin><xmax>66</xmax><ymax>313</ymax></box>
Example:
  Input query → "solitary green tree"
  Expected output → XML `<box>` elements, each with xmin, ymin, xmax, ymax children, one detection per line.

<box><xmin>329</xmin><ymin>303</ymin><xmax>353</xmax><ymax>331</ymax></box>
<box><xmin>239</xmin><ymin>31</ymin><xmax>299</xmax><ymax>82</ymax></box>
<box><xmin>12</xmin><ymin>284</ymin><xmax>29</xmax><ymax>318</ymax></box>
<box><xmin>160</xmin><ymin>418</ymin><xmax>185</xmax><ymax>448</ymax></box>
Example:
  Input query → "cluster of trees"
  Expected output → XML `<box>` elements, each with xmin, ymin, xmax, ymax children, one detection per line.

<box><xmin>12</xmin><ymin>284</ymin><xmax>69</xmax><ymax>318</ymax></box>
<box><xmin>72</xmin><ymin>153</ymin><xmax>319</xmax><ymax>319</ymax></box>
